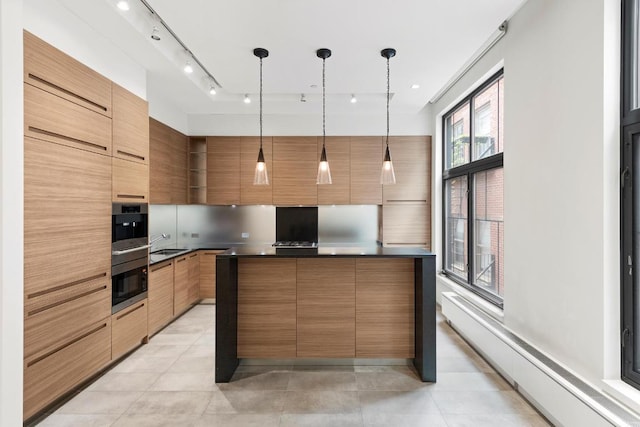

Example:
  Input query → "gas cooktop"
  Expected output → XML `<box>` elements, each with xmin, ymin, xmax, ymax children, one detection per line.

<box><xmin>272</xmin><ymin>241</ymin><xmax>318</xmax><ymax>248</ymax></box>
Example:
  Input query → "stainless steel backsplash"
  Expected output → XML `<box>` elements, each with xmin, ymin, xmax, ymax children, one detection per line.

<box><xmin>149</xmin><ymin>204</ymin><xmax>379</xmax><ymax>248</ymax></box>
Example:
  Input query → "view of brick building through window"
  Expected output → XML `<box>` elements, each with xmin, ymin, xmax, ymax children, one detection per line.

<box><xmin>444</xmin><ymin>73</ymin><xmax>504</xmax><ymax>299</ymax></box>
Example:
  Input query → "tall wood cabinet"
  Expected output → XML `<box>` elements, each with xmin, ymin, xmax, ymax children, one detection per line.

<box><xmin>149</xmin><ymin>118</ymin><xmax>188</xmax><ymax>204</ymax></box>
<box><xmin>273</xmin><ymin>137</ymin><xmax>318</xmax><ymax>205</ymax></box>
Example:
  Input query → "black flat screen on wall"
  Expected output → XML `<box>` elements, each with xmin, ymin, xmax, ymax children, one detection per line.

<box><xmin>276</xmin><ymin>207</ymin><xmax>318</xmax><ymax>242</ymax></box>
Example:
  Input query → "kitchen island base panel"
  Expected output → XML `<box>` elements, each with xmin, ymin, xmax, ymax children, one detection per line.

<box><xmin>215</xmin><ymin>249</ymin><xmax>436</xmax><ymax>383</ymax></box>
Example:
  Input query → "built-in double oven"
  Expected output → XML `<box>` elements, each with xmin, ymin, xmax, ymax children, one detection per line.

<box><xmin>111</xmin><ymin>203</ymin><xmax>148</xmax><ymax>314</ymax></box>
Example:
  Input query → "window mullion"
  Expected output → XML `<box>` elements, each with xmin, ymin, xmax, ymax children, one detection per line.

<box><xmin>467</xmin><ymin>172</ymin><xmax>474</xmax><ymax>286</ymax></box>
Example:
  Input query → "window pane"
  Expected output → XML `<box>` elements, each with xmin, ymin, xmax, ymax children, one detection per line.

<box><xmin>473</xmin><ymin>77</ymin><xmax>504</xmax><ymax>160</ymax></box>
<box><xmin>445</xmin><ymin>177</ymin><xmax>468</xmax><ymax>278</ymax></box>
<box><xmin>445</xmin><ymin>102</ymin><xmax>470</xmax><ymax>169</ymax></box>
<box><xmin>473</xmin><ymin>168</ymin><xmax>504</xmax><ymax>297</ymax></box>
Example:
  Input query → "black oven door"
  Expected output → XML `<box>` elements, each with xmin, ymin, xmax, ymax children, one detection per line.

<box><xmin>112</xmin><ymin>257</ymin><xmax>148</xmax><ymax>314</ymax></box>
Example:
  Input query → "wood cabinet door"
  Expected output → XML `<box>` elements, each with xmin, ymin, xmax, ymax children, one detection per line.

<box><xmin>149</xmin><ymin>118</ymin><xmax>187</xmax><ymax>204</ymax></box>
<box><xmin>382</xmin><ymin>136</ymin><xmax>431</xmax><ymax>203</ymax></box>
<box><xmin>350</xmin><ymin>136</ymin><xmax>383</xmax><ymax>204</ymax></box>
<box><xmin>111</xmin><ymin>299</ymin><xmax>148</xmax><ymax>360</ymax></box>
<box><xmin>382</xmin><ymin>203</ymin><xmax>430</xmax><ymax>249</ymax></box>
<box><xmin>356</xmin><ymin>259</ymin><xmax>414</xmax><ymax>358</ymax></box>
<box><xmin>317</xmin><ymin>137</ymin><xmax>350</xmax><ymax>205</ymax></box>
<box><xmin>273</xmin><ymin>137</ymin><xmax>318</xmax><ymax>205</ymax></box>
<box><xmin>237</xmin><ymin>258</ymin><xmax>297</xmax><ymax>357</ymax></box>
<box><xmin>171</xmin><ymin>130</ymin><xmax>188</xmax><ymax>204</ymax></box>
<box><xmin>173</xmin><ymin>255</ymin><xmax>190</xmax><ymax>316</ymax></box>
<box><xmin>148</xmin><ymin>261</ymin><xmax>174</xmax><ymax>336</ymax></box>
<box><xmin>187</xmin><ymin>252</ymin><xmax>200</xmax><ymax>305</ymax></box>
<box><xmin>24</xmin><ymin>83</ymin><xmax>112</xmax><ymax>156</ymax></box>
<box><xmin>240</xmin><ymin>137</ymin><xmax>273</xmax><ymax>205</ymax></box>
<box><xmin>24</xmin><ymin>137</ymin><xmax>111</xmax><ymax>299</ymax></box>
<box><xmin>112</xmin><ymin>83</ymin><xmax>149</xmax><ymax>164</ymax></box>
<box><xmin>199</xmin><ymin>250</ymin><xmax>223</xmax><ymax>299</ymax></box>
<box><xmin>207</xmin><ymin>137</ymin><xmax>241</xmax><ymax>205</ymax></box>
<box><xmin>296</xmin><ymin>258</ymin><xmax>356</xmax><ymax>357</ymax></box>
<box><xmin>112</xmin><ymin>157</ymin><xmax>149</xmax><ymax>202</ymax></box>
<box><xmin>24</xmin><ymin>31</ymin><xmax>112</xmax><ymax>117</ymax></box>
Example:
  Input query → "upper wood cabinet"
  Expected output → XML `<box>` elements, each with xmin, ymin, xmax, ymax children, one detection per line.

<box><xmin>273</xmin><ymin>137</ymin><xmax>318</xmax><ymax>205</ymax></box>
<box><xmin>24</xmin><ymin>83</ymin><xmax>112</xmax><ymax>156</ymax></box>
<box><xmin>112</xmin><ymin>83</ymin><xmax>149</xmax><ymax>164</ymax></box>
<box><xmin>207</xmin><ymin>137</ymin><xmax>240</xmax><ymax>205</ymax></box>
<box><xmin>188</xmin><ymin>137</ymin><xmax>207</xmax><ymax>204</ymax></box>
<box><xmin>382</xmin><ymin>136</ymin><xmax>431</xmax><ymax>203</ymax></box>
<box><xmin>112</xmin><ymin>157</ymin><xmax>149</xmax><ymax>202</ymax></box>
<box><xmin>24</xmin><ymin>31</ymin><xmax>111</xmax><ymax>117</ymax></box>
<box><xmin>317</xmin><ymin>137</ymin><xmax>350</xmax><ymax>205</ymax></box>
<box><xmin>350</xmin><ymin>137</ymin><xmax>383</xmax><ymax>204</ymax></box>
<box><xmin>149</xmin><ymin>118</ymin><xmax>187</xmax><ymax>204</ymax></box>
<box><xmin>240</xmin><ymin>137</ymin><xmax>273</xmax><ymax>205</ymax></box>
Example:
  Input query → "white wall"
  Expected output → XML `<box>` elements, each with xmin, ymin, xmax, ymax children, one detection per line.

<box><xmin>188</xmin><ymin>109</ymin><xmax>432</xmax><ymax>136</ymax></box>
<box><xmin>432</xmin><ymin>0</ymin><xmax>620</xmax><ymax>390</ymax></box>
<box><xmin>148</xmin><ymin>89</ymin><xmax>190</xmax><ymax>135</ymax></box>
<box><xmin>0</xmin><ymin>0</ymin><xmax>23</xmax><ymax>425</ymax></box>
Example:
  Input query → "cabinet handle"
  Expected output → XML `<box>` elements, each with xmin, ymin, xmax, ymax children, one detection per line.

<box><xmin>27</xmin><ymin>284</ymin><xmax>107</xmax><ymax>317</ymax></box>
<box><xmin>176</xmin><ymin>257</ymin><xmax>187</xmax><ymax>263</ymax></box>
<box><xmin>27</xmin><ymin>272</ymin><xmax>107</xmax><ymax>299</ymax></box>
<box><xmin>112</xmin><ymin>244</ymin><xmax>150</xmax><ymax>256</ymax></box>
<box><xmin>385</xmin><ymin>200</ymin><xmax>428</xmax><ymax>203</ymax></box>
<box><xmin>117</xmin><ymin>194</ymin><xmax>146</xmax><ymax>200</ymax></box>
<box><xmin>189</xmin><ymin>254</ymin><xmax>198</xmax><ymax>258</ymax></box>
<box><xmin>116</xmin><ymin>302</ymin><xmax>145</xmax><ymax>320</ymax></box>
<box><xmin>28</xmin><ymin>126</ymin><xmax>108</xmax><ymax>152</ymax></box>
<box><xmin>151</xmin><ymin>262</ymin><xmax>173</xmax><ymax>272</ymax></box>
<box><xmin>117</xmin><ymin>150</ymin><xmax>145</xmax><ymax>161</ymax></box>
<box><xmin>26</xmin><ymin>322</ymin><xmax>108</xmax><ymax>368</ymax></box>
<box><xmin>27</xmin><ymin>73</ymin><xmax>109</xmax><ymax>112</ymax></box>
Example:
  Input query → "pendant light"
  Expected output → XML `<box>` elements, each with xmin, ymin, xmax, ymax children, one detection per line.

<box><xmin>380</xmin><ymin>48</ymin><xmax>397</xmax><ymax>185</ymax></box>
<box><xmin>253</xmin><ymin>48</ymin><xmax>269</xmax><ymax>185</ymax></box>
<box><xmin>317</xmin><ymin>48</ymin><xmax>332</xmax><ymax>185</ymax></box>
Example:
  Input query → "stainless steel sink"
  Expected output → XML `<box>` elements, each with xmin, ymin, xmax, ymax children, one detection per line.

<box><xmin>151</xmin><ymin>249</ymin><xmax>187</xmax><ymax>255</ymax></box>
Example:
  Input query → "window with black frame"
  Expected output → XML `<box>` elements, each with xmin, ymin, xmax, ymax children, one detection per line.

<box><xmin>442</xmin><ymin>70</ymin><xmax>504</xmax><ymax>305</ymax></box>
<box><xmin>621</xmin><ymin>0</ymin><xmax>640</xmax><ymax>392</ymax></box>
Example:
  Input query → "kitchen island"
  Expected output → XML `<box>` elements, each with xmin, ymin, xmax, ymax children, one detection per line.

<box><xmin>215</xmin><ymin>245</ymin><xmax>436</xmax><ymax>383</ymax></box>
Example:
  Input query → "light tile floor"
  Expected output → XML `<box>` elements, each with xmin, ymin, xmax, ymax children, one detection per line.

<box><xmin>38</xmin><ymin>304</ymin><xmax>551</xmax><ymax>426</ymax></box>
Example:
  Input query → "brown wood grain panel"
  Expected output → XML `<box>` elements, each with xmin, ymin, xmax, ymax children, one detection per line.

<box><xmin>24</xmin><ymin>83</ymin><xmax>112</xmax><ymax>156</ymax></box>
<box><xmin>382</xmin><ymin>203</ymin><xmax>430</xmax><ymax>249</ymax></box>
<box><xmin>173</xmin><ymin>255</ymin><xmax>190</xmax><ymax>316</ymax></box>
<box><xmin>296</xmin><ymin>258</ymin><xmax>355</xmax><ymax>358</ymax></box>
<box><xmin>240</xmin><ymin>137</ymin><xmax>273</xmax><ymax>205</ymax></box>
<box><xmin>24</xmin><ymin>137</ymin><xmax>111</xmax><ymax>298</ymax></box>
<box><xmin>188</xmin><ymin>137</ymin><xmax>207</xmax><ymax>204</ymax></box>
<box><xmin>171</xmin><ymin>130</ymin><xmax>188</xmax><ymax>205</ymax></box>
<box><xmin>382</xmin><ymin>136</ymin><xmax>431</xmax><ymax>202</ymax></box>
<box><xmin>356</xmin><ymin>258</ymin><xmax>415</xmax><ymax>358</ymax></box>
<box><xmin>111</xmin><ymin>299</ymin><xmax>148</xmax><ymax>360</ymax></box>
<box><xmin>317</xmin><ymin>137</ymin><xmax>350</xmax><ymax>205</ymax></box>
<box><xmin>350</xmin><ymin>136</ymin><xmax>383</xmax><ymax>204</ymax></box>
<box><xmin>23</xmin><ymin>318</ymin><xmax>111</xmax><ymax>420</ymax></box>
<box><xmin>149</xmin><ymin>118</ymin><xmax>187</xmax><ymax>204</ymax></box>
<box><xmin>199</xmin><ymin>250</ymin><xmax>224</xmax><ymax>299</ymax></box>
<box><xmin>238</xmin><ymin>258</ymin><xmax>297</xmax><ymax>357</ymax></box>
<box><xmin>187</xmin><ymin>252</ymin><xmax>200</xmax><ymax>305</ymax></box>
<box><xmin>148</xmin><ymin>260</ymin><xmax>174</xmax><ymax>336</ymax></box>
<box><xmin>112</xmin><ymin>157</ymin><xmax>149</xmax><ymax>202</ymax></box>
<box><xmin>112</xmin><ymin>83</ymin><xmax>149</xmax><ymax>164</ymax></box>
<box><xmin>207</xmin><ymin>137</ymin><xmax>241</xmax><ymax>205</ymax></box>
<box><xmin>24</xmin><ymin>277</ymin><xmax>110</xmax><ymax>361</ymax></box>
<box><xmin>273</xmin><ymin>137</ymin><xmax>318</xmax><ymax>205</ymax></box>
<box><xmin>24</xmin><ymin>31</ymin><xmax>112</xmax><ymax>117</ymax></box>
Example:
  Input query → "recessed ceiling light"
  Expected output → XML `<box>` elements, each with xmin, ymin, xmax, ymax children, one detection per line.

<box><xmin>350</xmin><ymin>94</ymin><xmax>357</xmax><ymax>104</ymax></box>
<box><xmin>244</xmin><ymin>94</ymin><xmax>251</xmax><ymax>104</ymax></box>
<box><xmin>116</xmin><ymin>1</ymin><xmax>130</xmax><ymax>11</ymax></box>
<box><xmin>209</xmin><ymin>86</ymin><xmax>217</xmax><ymax>95</ymax></box>
<box><xmin>183</xmin><ymin>60</ymin><xmax>193</xmax><ymax>74</ymax></box>
<box><xmin>300</xmin><ymin>93</ymin><xmax>306</xmax><ymax>103</ymax></box>
<box><xmin>411</xmin><ymin>84</ymin><xmax>420</xmax><ymax>89</ymax></box>
<box><xmin>310</xmin><ymin>84</ymin><xmax>318</xmax><ymax>88</ymax></box>
<box><xmin>150</xmin><ymin>26</ymin><xmax>161</xmax><ymax>41</ymax></box>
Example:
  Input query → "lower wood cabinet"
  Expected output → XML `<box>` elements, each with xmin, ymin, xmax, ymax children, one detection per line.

<box><xmin>237</xmin><ymin>258</ymin><xmax>297</xmax><ymax>358</ymax></box>
<box><xmin>24</xmin><ymin>318</ymin><xmax>111</xmax><ymax>420</ymax></box>
<box><xmin>297</xmin><ymin>258</ymin><xmax>355</xmax><ymax>357</ymax></box>
<box><xmin>111</xmin><ymin>299</ymin><xmax>148</xmax><ymax>360</ymax></box>
<box><xmin>199</xmin><ymin>250</ymin><xmax>223</xmax><ymax>299</ymax></box>
<box><xmin>148</xmin><ymin>260</ymin><xmax>174</xmax><ymax>336</ymax></box>
<box><xmin>187</xmin><ymin>252</ymin><xmax>200</xmax><ymax>305</ymax></box>
<box><xmin>173</xmin><ymin>255</ymin><xmax>190</xmax><ymax>316</ymax></box>
<box><xmin>356</xmin><ymin>259</ymin><xmax>415</xmax><ymax>357</ymax></box>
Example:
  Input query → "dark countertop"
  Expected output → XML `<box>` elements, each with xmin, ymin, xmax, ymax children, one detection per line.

<box><xmin>218</xmin><ymin>245</ymin><xmax>433</xmax><ymax>258</ymax></box>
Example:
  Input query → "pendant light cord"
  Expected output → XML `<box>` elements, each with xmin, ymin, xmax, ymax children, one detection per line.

<box><xmin>322</xmin><ymin>57</ymin><xmax>326</xmax><ymax>148</ymax></box>
<box><xmin>259</xmin><ymin>57</ymin><xmax>263</xmax><ymax>150</ymax></box>
<box><xmin>386</xmin><ymin>56</ymin><xmax>390</xmax><ymax>148</ymax></box>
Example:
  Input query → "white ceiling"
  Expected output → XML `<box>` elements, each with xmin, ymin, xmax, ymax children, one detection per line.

<box><xmin>57</xmin><ymin>0</ymin><xmax>525</xmax><ymax>115</ymax></box>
